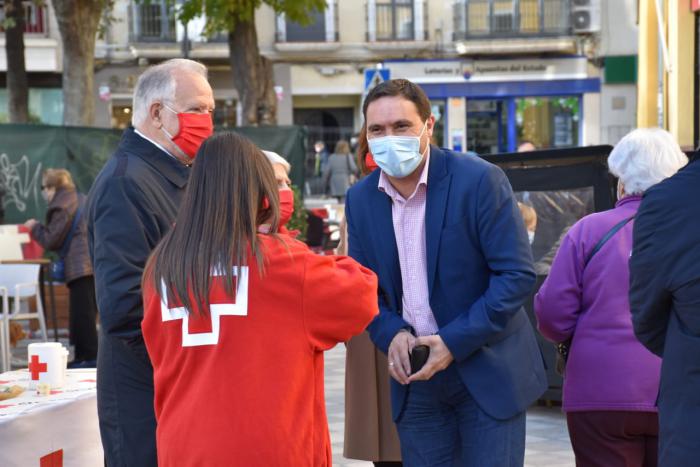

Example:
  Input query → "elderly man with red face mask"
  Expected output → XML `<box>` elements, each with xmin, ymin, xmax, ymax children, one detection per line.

<box><xmin>85</xmin><ymin>58</ymin><xmax>214</xmax><ymax>467</ymax></box>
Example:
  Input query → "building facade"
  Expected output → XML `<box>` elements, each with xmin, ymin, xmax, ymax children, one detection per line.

<box><xmin>637</xmin><ymin>0</ymin><xmax>696</xmax><ymax>150</ymax></box>
<box><xmin>1</xmin><ymin>0</ymin><xmax>640</xmax><ymax>151</ymax></box>
<box><xmin>0</xmin><ymin>1</ymin><xmax>63</xmax><ymax>124</ymax></box>
<box><xmin>267</xmin><ymin>0</ymin><xmax>639</xmax><ymax>152</ymax></box>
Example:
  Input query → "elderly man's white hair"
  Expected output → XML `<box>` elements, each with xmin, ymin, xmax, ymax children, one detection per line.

<box><xmin>608</xmin><ymin>128</ymin><xmax>688</xmax><ymax>195</ymax></box>
<box><xmin>263</xmin><ymin>150</ymin><xmax>291</xmax><ymax>173</ymax></box>
<box><xmin>131</xmin><ymin>59</ymin><xmax>208</xmax><ymax>127</ymax></box>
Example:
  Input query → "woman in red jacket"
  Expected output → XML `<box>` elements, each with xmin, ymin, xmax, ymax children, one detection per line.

<box><xmin>142</xmin><ymin>132</ymin><xmax>378</xmax><ymax>467</ymax></box>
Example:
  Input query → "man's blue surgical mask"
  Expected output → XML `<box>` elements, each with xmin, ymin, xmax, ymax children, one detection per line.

<box><xmin>367</xmin><ymin>120</ymin><xmax>428</xmax><ymax>178</ymax></box>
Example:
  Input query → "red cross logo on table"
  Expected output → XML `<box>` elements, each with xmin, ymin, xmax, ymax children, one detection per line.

<box><xmin>29</xmin><ymin>354</ymin><xmax>48</xmax><ymax>380</ymax></box>
<box><xmin>160</xmin><ymin>267</ymin><xmax>249</xmax><ymax>347</ymax></box>
<box><xmin>40</xmin><ymin>449</ymin><xmax>63</xmax><ymax>467</ymax></box>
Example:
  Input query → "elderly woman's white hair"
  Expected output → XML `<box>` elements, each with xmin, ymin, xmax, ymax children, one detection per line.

<box><xmin>131</xmin><ymin>59</ymin><xmax>208</xmax><ymax>127</ymax></box>
<box><xmin>607</xmin><ymin>128</ymin><xmax>688</xmax><ymax>195</ymax></box>
<box><xmin>263</xmin><ymin>150</ymin><xmax>291</xmax><ymax>173</ymax></box>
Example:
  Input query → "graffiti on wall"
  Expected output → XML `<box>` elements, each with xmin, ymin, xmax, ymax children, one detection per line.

<box><xmin>0</xmin><ymin>153</ymin><xmax>43</xmax><ymax>213</ymax></box>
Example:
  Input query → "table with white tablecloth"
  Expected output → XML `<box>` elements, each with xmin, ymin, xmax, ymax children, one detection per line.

<box><xmin>0</xmin><ymin>368</ymin><xmax>103</xmax><ymax>466</ymax></box>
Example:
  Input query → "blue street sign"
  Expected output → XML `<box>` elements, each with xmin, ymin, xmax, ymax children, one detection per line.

<box><xmin>364</xmin><ymin>68</ymin><xmax>391</xmax><ymax>92</ymax></box>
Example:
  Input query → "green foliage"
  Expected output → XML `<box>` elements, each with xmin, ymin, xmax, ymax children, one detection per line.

<box><xmin>286</xmin><ymin>184</ymin><xmax>308</xmax><ymax>241</ymax></box>
<box><xmin>176</xmin><ymin>0</ymin><xmax>327</xmax><ymax>35</ymax></box>
<box><xmin>27</xmin><ymin>113</ymin><xmax>42</xmax><ymax>124</ymax></box>
<box><xmin>0</xmin><ymin>113</ymin><xmax>43</xmax><ymax>124</ymax></box>
<box><xmin>98</xmin><ymin>1</ymin><xmax>119</xmax><ymax>40</ymax></box>
<box><xmin>1</xmin><ymin>17</ymin><xmax>17</xmax><ymax>30</ymax></box>
<box><xmin>516</xmin><ymin>97</ymin><xmax>581</xmax><ymax>123</ymax></box>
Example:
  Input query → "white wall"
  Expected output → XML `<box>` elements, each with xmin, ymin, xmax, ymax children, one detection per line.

<box><xmin>583</xmin><ymin>93</ymin><xmax>601</xmax><ymax>146</ymax></box>
<box><xmin>600</xmin><ymin>0</ymin><xmax>638</xmax><ymax>56</ymax></box>
<box><xmin>108</xmin><ymin>1</ymin><xmax>131</xmax><ymax>46</ymax></box>
<box><xmin>274</xmin><ymin>63</ymin><xmax>293</xmax><ymax>125</ymax></box>
<box><xmin>599</xmin><ymin>84</ymin><xmax>637</xmax><ymax>144</ymax></box>
<box><xmin>598</xmin><ymin>0</ymin><xmax>638</xmax><ymax>145</ymax></box>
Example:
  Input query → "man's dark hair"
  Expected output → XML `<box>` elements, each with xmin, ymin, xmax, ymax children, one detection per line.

<box><xmin>362</xmin><ymin>79</ymin><xmax>431</xmax><ymax>122</ymax></box>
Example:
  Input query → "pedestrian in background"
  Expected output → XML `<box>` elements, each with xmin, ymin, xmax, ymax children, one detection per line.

<box><xmin>314</xmin><ymin>140</ymin><xmax>330</xmax><ymax>176</ymax></box>
<box><xmin>25</xmin><ymin>168</ymin><xmax>97</xmax><ymax>368</ymax></box>
<box><xmin>262</xmin><ymin>150</ymin><xmax>296</xmax><ymax>235</ymax></box>
<box><xmin>518</xmin><ymin>202</ymin><xmax>537</xmax><ymax>245</ymax></box>
<box><xmin>536</xmin><ymin>128</ymin><xmax>688</xmax><ymax>467</ymax></box>
<box><xmin>324</xmin><ymin>139</ymin><xmax>358</xmax><ymax>203</ymax></box>
<box><xmin>343</xmin><ymin>125</ymin><xmax>402</xmax><ymax>467</ymax></box>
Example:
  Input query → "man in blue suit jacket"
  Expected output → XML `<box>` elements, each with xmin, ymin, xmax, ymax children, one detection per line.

<box><xmin>345</xmin><ymin>79</ymin><xmax>546</xmax><ymax>466</ymax></box>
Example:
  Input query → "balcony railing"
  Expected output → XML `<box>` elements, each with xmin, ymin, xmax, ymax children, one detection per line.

<box><xmin>366</xmin><ymin>0</ymin><xmax>428</xmax><ymax>42</ymax></box>
<box><xmin>130</xmin><ymin>1</ymin><xmax>176</xmax><ymax>42</ymax></box>
<box><xmin>276</xmin><ymin>0</ymin><xmax>338</xmax><ymax>43</ymax></box>
<box><xmin>0</xmin><ymin>1</ymin><xmax>48</xmax><ymax>35</ymax></box>
<box><xmin>453</xmin><ymin>0</ymin><xmax>571</xmax><ymax>40</ymax></box>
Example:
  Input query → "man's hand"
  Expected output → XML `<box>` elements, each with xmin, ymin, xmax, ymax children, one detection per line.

<box><xmin>407</xmin><ymin>335</ymin><xmax>454</xmax><ymax>382</ymax></box>
<box><xmin>24</xmin><ymin>219</ymin><xmax>38</xmax><ymax>230</ymax></box>
<box><xmin>387</xmin><ymin>330</ymin><xmax>415</xmax><ymax>385</ymax></box>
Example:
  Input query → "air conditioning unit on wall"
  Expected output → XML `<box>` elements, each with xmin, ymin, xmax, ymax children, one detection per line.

<box><xmin>572</xmin><ymin>0</ymin><xmax>601</xmax><ymax>34</ymax></box>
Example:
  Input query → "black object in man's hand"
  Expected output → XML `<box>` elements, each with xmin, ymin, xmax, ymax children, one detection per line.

<box><xmin>410</xmin><ymin>345</ymin><xmax>430</xmax><ymax>375</ymax></box>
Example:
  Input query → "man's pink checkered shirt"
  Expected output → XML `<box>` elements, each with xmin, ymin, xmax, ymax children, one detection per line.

<box><xmin>378</xmin><ymin>151</ymin><xmax>438</xmax><ymax>336</ymax></box>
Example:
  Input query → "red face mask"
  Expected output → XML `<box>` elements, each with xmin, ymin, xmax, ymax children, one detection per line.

<box><xmin>365</xmin><ymin>152</ymin><xmax>379</xmax><ymax>172</ymax></box>
<box><xmin>279</xmin><ymin>189</ymin><xmax>294</xmax><ymax>226</ymax></box>
<box><xmin>163</xmin><ymin>106</ymin><xmax>213</xmax><ymax>160</ymax></box>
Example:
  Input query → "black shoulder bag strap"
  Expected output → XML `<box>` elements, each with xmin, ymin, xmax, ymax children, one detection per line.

<box><xmin>584</xmin><ymin>215</ymin><xmax>635</xmax><ymax>267</ymax></box>
<box><xmin>59</xmin><ymin>195</ymin><xmax>85</xmax><ymax>258</ymax></box>
<box><xmin>556</xmin><ymin>214</ymin><xmax>634</xmax><ymax>376</ymax></box>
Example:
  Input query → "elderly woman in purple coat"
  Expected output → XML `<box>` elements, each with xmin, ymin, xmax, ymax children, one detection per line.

<box><xmin>535</xmin><ymin>128</ymin><xmax>688</xmax><ymax>467</ymax></box>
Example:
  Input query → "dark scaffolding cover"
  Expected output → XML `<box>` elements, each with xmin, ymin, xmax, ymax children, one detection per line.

<box><xmin>486</xmin><ymin>145</ymin><xmax>617</xmax><ymax>402</ymax></box>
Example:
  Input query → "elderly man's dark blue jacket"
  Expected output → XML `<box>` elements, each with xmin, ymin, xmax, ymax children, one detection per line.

<box><xmin>630</xmin><ymin>158</ymin><xmax>700</xmax><ymax>467</ymax></box>
<box><xmin>86</xmin><ymin>127</ymin><xmax>189</xmax><ymax>467</ymax></box>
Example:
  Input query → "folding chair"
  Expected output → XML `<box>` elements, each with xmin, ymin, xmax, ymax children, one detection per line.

<box><xmin>0</xmin><ymin>264</ymin><xmax>48</xmax><ymax>372</ymax></box>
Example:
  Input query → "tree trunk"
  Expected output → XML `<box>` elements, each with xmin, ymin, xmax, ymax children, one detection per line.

<box><xmin>257</xmin><ymin>56</ymin><xmax>277</xmax><ymax>125</ymax></box>
<box><xmin>5</xmin><ymin>0</ymin><xmax>29</xmax><ymax>123</ymax></box>
<box><xmin>52</xmin><ymin>1</ymin><xmax>104</xmax><ymax>126</ymax></box>
<box><xmin>228</xmin><ymin>19</ymin><xmax>277</xmax><ymax>126</ymax></box>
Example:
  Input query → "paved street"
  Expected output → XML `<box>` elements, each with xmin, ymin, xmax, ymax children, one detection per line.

<box><xmin>324</xmin><ymin>345</ymin><xmax>575</xmax><ymax>467</ymax></box>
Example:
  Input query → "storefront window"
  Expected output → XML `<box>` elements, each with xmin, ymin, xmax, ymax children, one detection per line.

<box><xmin>0</xmin><ymin>88</ymin><xmax>63</xmax><ymax>125</ymax></box>
<box><xmin>111</xmin><ymin>104</ymin><xmax>132</xmax><ymax>129</ymax></box>
<box><xmin>430</xmin><ymin>100</ymin><xmax>445</xmax><ymax>147</ymax></box>
<box><xmin>467</xmin><ymin>99</ymin><xmax>508</xmax><ymax>154</ymax></box>
<box><xmin>516</xmin><ymin>96</ymin><xmax>580</xmax><ymax>149</ymax></box>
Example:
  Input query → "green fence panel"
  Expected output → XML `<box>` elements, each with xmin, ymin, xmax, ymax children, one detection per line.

<box><xmin>0</xmin><ymin>124</ymin><xmax>308</xmax><ymax>224</ymax></box>
<box><xmin>233</xmin><ymin>125</ymin><xmax>308</xmax><ymax>193</ymax></box>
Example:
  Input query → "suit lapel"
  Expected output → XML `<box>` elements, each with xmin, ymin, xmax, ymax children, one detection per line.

<box><xmin>367</xmin><ymin>179</ymin><xmax>403</xmax><ymax>310</ymax></box>
<box><xmin>425</xmin><ymin>146</ymin><xmax>451</xmax><ymax>297</ymax></box>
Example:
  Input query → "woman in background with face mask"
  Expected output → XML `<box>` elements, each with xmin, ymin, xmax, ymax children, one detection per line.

<box><xmin>262</xmin><ymin>150</ymin><xmax>296</xmax><ymax>234</ymax></box>
<box><xmin>342</xmin><ymin>125</ymin><xmax>403</xmax><ymax>467</ymax></box>
<box><xmin>24</xmin><ymin>169</ymin><xmax>98</xmax><ymax>368</ymax></box>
